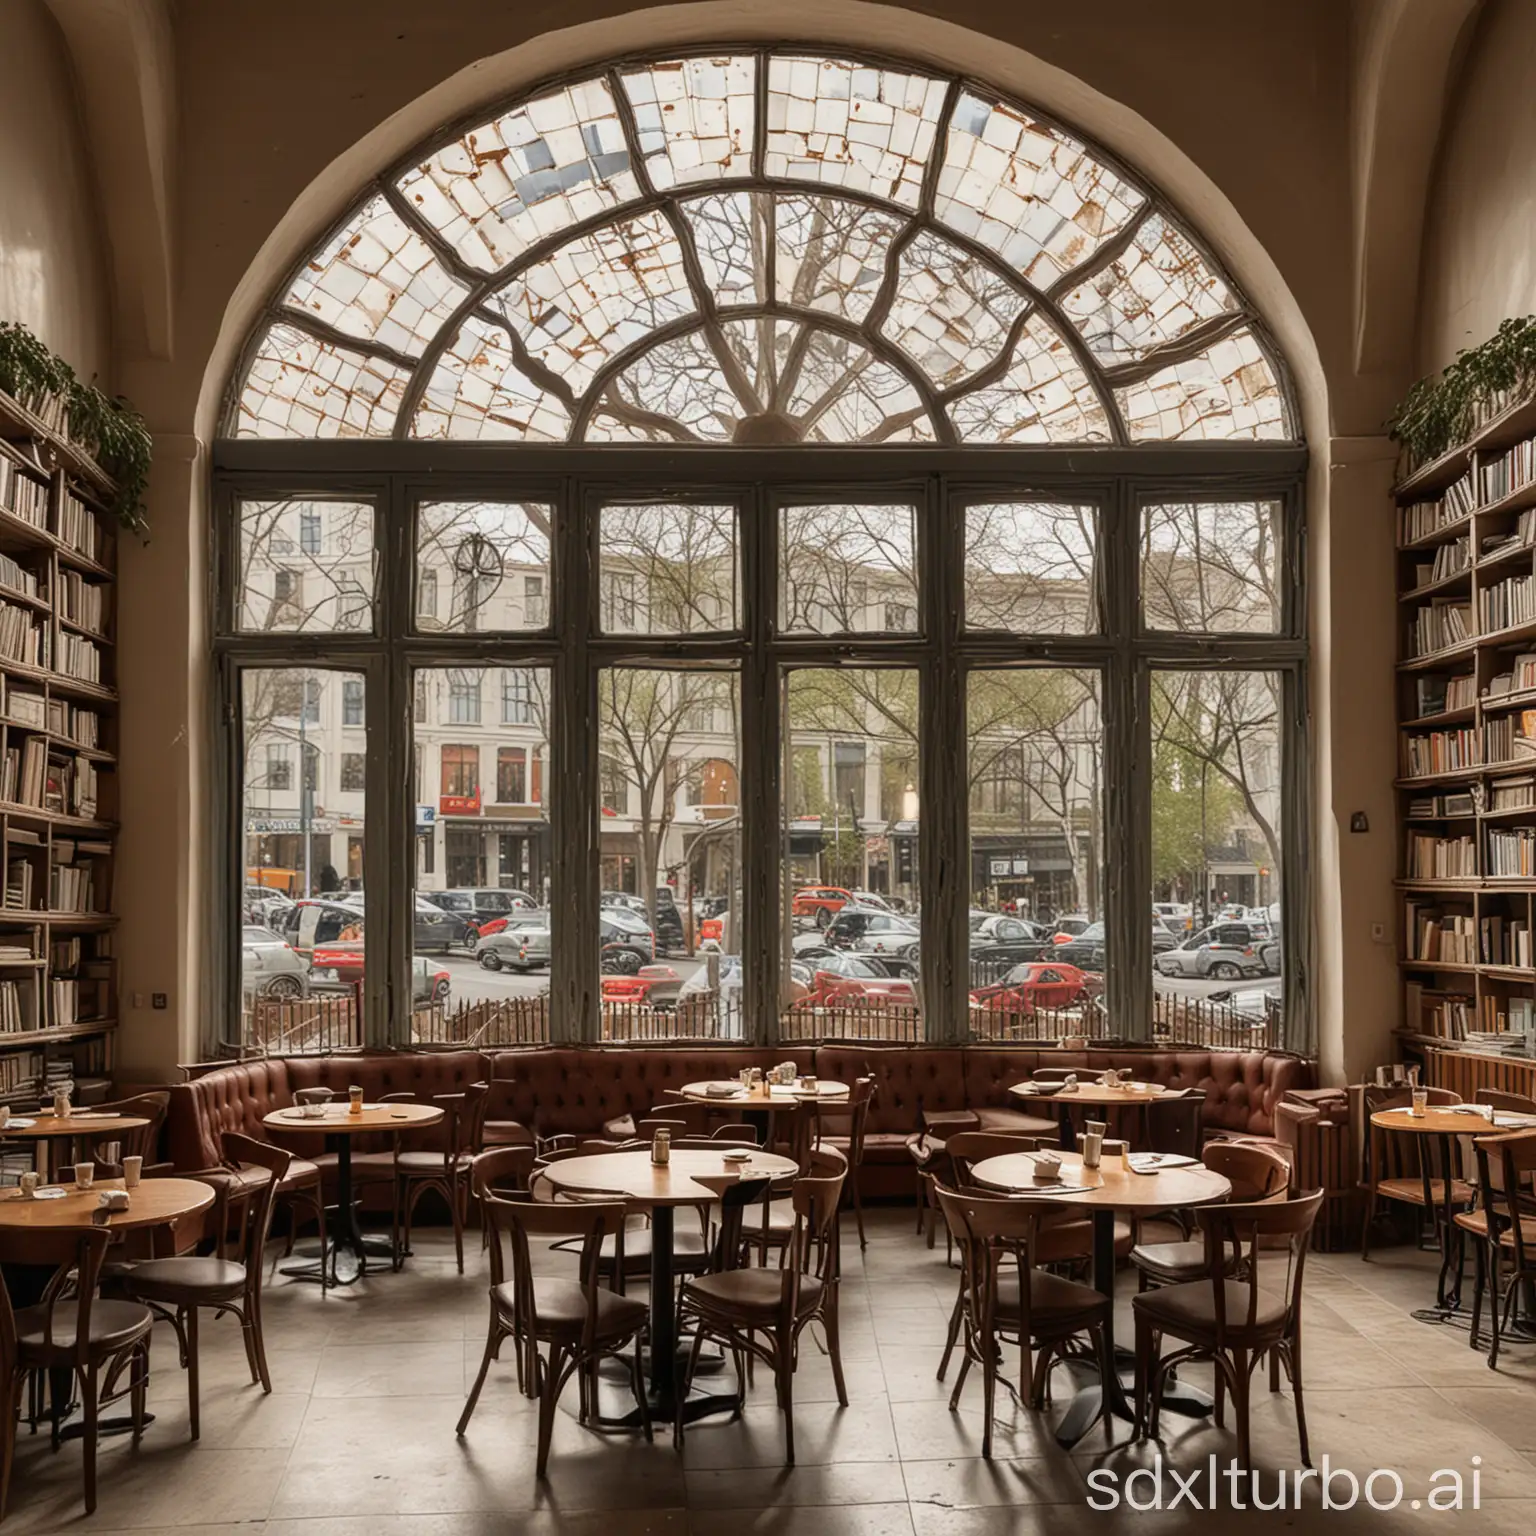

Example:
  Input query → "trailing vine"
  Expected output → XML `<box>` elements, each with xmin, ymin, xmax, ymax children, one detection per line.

<box><xmin>1389</xmin><ymin>315</ymin><xmax>1536</xmax><ymax>472</ymax></box>
<box><xmin>0</xmin><ymin>320</ymin><xmax>152</xmax><ymax>536</ymax></box>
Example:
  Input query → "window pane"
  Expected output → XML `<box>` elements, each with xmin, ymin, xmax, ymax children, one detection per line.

<box><xmin>1142</xmin><ymin>500</ymin><xmax>1281</xmax><ymax>633</ymax></box>
<box><xmin>966</xmin><ymin>670</ymin><xmax>1104</xmax><ymax>1040</ymax></box>
<box><xmin>965</xmin><ymin>502</ymin><xmax>1098</xmax><ymax>633</ymax></box>
<box><xmin>240</xmin><ymin>667</ymin><xmax>367</xmax><ymax>1052</ymax></box>
<box><xmin>598</xmin><ymin>503</ymin><xmax>738</xmax><ymax>634</ymax></box>
<box><xmin>412</xmin><ymin>667</ymin><xmax>552</xmax><ymax>1046</ymax></box>
<box><xmin>781</xmin><ymin>668</ymin><xmax>920</xmax><ymax>1040</ymax></box>
<box><xmin>780</xmin><ymin>503</ymin><xmax>918</xmax><ymax>634</ymax></box>
<box><xmin>416</xmin><ymin>501</ymin><xmax>552</xmax><ymax>632</ymax></box>
<box><xmin>1151</xmin><ymin>670</ymin><xmax>1282</xmax><ymax>1047</ymax></box>
<box><xmin>599</xmin><ymin>669</ymin><xmax>740</xmax><ymax>1039</ymax></box>
<box><xmin>237</xmin><ymin>500</ymin><xmax>375</xmax><ymax>633</ymax></box>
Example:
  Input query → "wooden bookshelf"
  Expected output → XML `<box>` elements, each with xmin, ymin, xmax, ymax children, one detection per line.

<box><xmin>0</xmin><ymin>390</ymin><xmax>119</xmax><ymax>1107</ymax></box>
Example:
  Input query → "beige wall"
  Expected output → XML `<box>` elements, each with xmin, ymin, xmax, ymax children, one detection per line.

<box><xmin>6</xmin><ymin>0</ymin><xmax>1447</xmax><ymax>1081</ymax></box>
<box><xmin>0</xmin><ymin>0</ymin><xmax>108</xmax><ymax>381</ymax></box>
<box><xmin>1419</xmin><ymin>0</ymin><xmax>1536</xmax><ymax>371</ymax></box>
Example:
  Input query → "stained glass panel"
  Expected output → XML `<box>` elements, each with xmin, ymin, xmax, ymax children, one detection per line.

<box><xmin>410</xmin><ymin>314</ymin><xmax>570</xmax><ymax>441</ymax></box>
<box><xmin>621</xmin><ymin>56</ymin><xmax>755</xmax><ymax>190</ymax></box>
<box><xmin>948</xmin><ymin>314</ymin><xmax>1110</xmax><ymax>443</ymax></box>
<box><xmin>236</xmin><ymin>324</ymin><xmax>411</xmax><ymax>438</ymax></box>
<box><xmin>682</xmin><ymin>191</ymin><xmax>769</xmax><ymax>308</ymax></box>
<box><xmin>783</xmin><ymin>326</ymin><xmax>934</xmax><ymax>443</ymax></box>
<box><xmin>585</xmin><ymin>328</ymin><xmax>742</xmax><ymax>442</ymax></box>
<box><xmin>397</xmin><ymin>78</ymin><xmax>639</xmax><ymax>272</ymax></box>
<box><xmin>934</xmin><ymin>93</ymin><xmax>1145</xmax><ymax>288</ymax></box>
<box><xmin>765</xmin><ymin>56</ymin><xmax>945</xmax><ymax>208</ymax></box>
<box><xmin>1060</xmin><ymin>213</ymin><xmax>1237</xmax><ymax>366</ymax></box>
<box><xmin>1115</xmin><ymin>328</ymin><xmax>1286</xmax><ymax>441</ymax></box>
<box><xmin>774</xmin><ymin>194</ymin><xmax>903</xmax><ymax>322</ymax></box>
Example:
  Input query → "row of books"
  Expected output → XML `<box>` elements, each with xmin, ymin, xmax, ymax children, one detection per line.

<box><xmin>1481</xmin><ymin>508</ymin><xmax>1536</xmax><ymax>562</ymax></box>
<box><xmin>0</xmin><ymin>977</ymin><xmax>35</xmax><ymax>1033</ymax></box>
<box><xmin>56</xmin><ymin>491</ymin><xmax>101</xmax><ymax>562</ymax></box>
<box><xmin>1490</xmin><ymin>774</ymin><xmax>1536</xmax><ymax>810</ymax></box>
<box><xmin>1485</xmin><ymin>713</ymin><xmax>1536</xmax><ymax>762</ymax></box>
<box><xmin>0</xmin><ymin>1050</ymin><xmax>42</xmax><ymax>1094</ymax></box>
<box><xmin>1411</xmin><ymin>536</ymin><xmax>1472</xmax><ymax>589</ymax></box>
<box><xmin>54</xmin><ymin>632</ymin><xmax>101</xmax><ymax>684</ymax></box>
<box><xmin>1400</xmin><ymin>472</ymin><xmax>1477</xmax><ymax>544</ymax></box>
<box><xmin>1406</xmin><ymin>832</ymin><xmax>1477</xmax><ymax>880</ymax></box>
<box><xmin>1403</xmin><ymin>981</ymin><xmax>1474</xmax><ymax>1038</ymax></box>
<box><xmin>55</xmin><ymin>570</ymin><xmax>108</xmax><ymax>634</ymax></box>
<box><xmin>1407</xmin><ymin>598</ymin><xmax>1472</xmax><ymax>657</ymax></box>
<box><xmin>1480</xmin><ymin>573</ymin><xmax>1536</xmax><ymax>633</ymax></box>
<box><xmin>1479</xmin><ymin>913</ymin><xmax>1533</xmax><ymax>967</ymax></box>
<box><xmin>1415</xmin><ymin>674</ymin><xmax>1477</xmax><ymax>717</ymax></box>
<box><xmin>50</xmin><ymin>978</ymin><xmax>80</xmax><ymax>1026</ymax></box>
<box><xmin>1407</xmin><ymin>789</ymin><xmax>1477</xmax><ymax>818</ymax></box>
<box><xmin>51</xmin><ymin>933</ymin><xmax>114</xmax><ymax>978</ymax></box>
<box><xmin>1479</xmin><ymin>437</ymin><xmax>1536</xmax><ymax>504</ymax></box>
<box><xmin>0</xmin><ymin>550</ymin><xmax>39</xmax><ymax>603</ymax></box>
<box><xmin>1487</xmin><ymin>826</ymin><xmax>1536</xmax><ymax>878</ymax></box>
<box><xmin>0</xmin><ymin>1149</ymin><xmax>36</xmax><ymax>1185</ymax></box>
<box><xmin>1462</xmin><ymin>1026</ymin><xmax>1534</xmax><ymax>1055</ymax></box>
<box><xmin>0</xmin><ymin>601</ymin><xmax>44</xmax><ymax>669</ymax></box>
<box><xmin>48</xmin><ymin>864</ymin><xmax>97</xmax><ymax>914</ymax></box>
<box><xmin>1487</xmin><ymin>652</ymin><xmax>1536</xmax><ymax>697</ymax></box>
<box><xmin>1402</xmin><ymin>727</ymin><xmax>1479</xmax><ymax>777</ymax></box>
<box><xmin>2</xmin><ymin>685</ymin><xmax>102</xmax><ymax>750</ymax></box>
<box><xmin>0</xmin><ymin>458</ymin><xmax>46</xmax><ymax>530</ymax></box>
<box><xmin>1405</xmin><ymin>900</ymin><xmax>1477</xmax><ymax>962</ymax></box>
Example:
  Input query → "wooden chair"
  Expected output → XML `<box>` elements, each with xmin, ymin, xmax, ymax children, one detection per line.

<box><xmin>1133</xmin><ymin>1188</ymin><xmax>1325</xmax><ymax>1469</ymax></box>
<box><xmin>82</xmin><ymin>1092</ymin><xmax>171</xmax><ymax>1177</ymax></box>
<box><xmin>1132</xmin><ymin>1142</ymin><xmax>1290</xmax><ymax>1291</ymax></box>
<box><xmin>393</xmin><ymin>1081</ymin><xmax>490</xmax><ymax>1273</ymax></box>
<box><xmin>934</xmin><ymin>1182</ymin><xmax>1113</xmax><ymax>1458</ymax></box>
<box><xmin>710</xmin><ymin>1122</ymin><xmax>761</xmax><ymax>1145</ymax></box>
<box><xmin>744</xmin><ymin>1144</ymin><xmax>842</xmax><ymax>1267</ymax></box>
<box><xmin>0</xmin><ymin>1223</ymin><xmax>153</xmax><ymax>1518</ymax></box>
<box><xmin>1359</xmin><ymin>1085</ymin><xmax>1470</xmax><ymax>1259</ymax></box>
<box><xmin>1476</xmin><ymin>1089</ymin><xmax>1536</xmax><ymax>1116</ymax></box>
<box><xmin>813</xmin><ymin>1075</ymin><xmax>876</xmax><ymax>1247</ymax></box>
<box><xmin>122</xmin><ymin>1133</ymin><xmax>292</xmax><ymax>1440</ymax></box>
<box><xmin>459</xmin><ymin>1191</ymin><xmax>650</xmax><ymax>1476</ymax></box>
<box><xmin>675</xmin><ymin>1157</ymin><xmax>848</xmax><ymax>1464</ymax></box>
<box><xmin>1457</xmin><ymin>1129</ymin><xmax>1536</xmax><ymax>1368</ymax></box>
<box><xmin>1144</xmin><ymin>1089</ymin><xmax>1204</xmax><ymax>1158</ymax></box>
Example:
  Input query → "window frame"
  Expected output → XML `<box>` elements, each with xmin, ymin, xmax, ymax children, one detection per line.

<box><xmin>210</xmin><ymin>446</ymin><xmax>1309</xmax><ymax>1053</ymax></box>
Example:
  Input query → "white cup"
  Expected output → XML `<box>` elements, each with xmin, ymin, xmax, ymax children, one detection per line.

<box><xmin>73</xmin><ymin>1161</ymin><xmax>95</xmax><ymax>1191</ymax></box>
<box><xmin>18</xmin><ymin>1170</ymin><xmax>39</xmax><ymax>1197</ymax></box>
<box><xmin>122</xmin><ymin>1155</ymin><xmax>142</xmax><ymax>1189</ymax></box>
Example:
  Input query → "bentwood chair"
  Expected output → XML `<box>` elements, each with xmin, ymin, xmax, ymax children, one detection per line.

<box><xmin>0</xmin><ymin>1224</ymin><xmax>153</xmax><ymax>1518</ymax></box>
<box><xmin>674</xmin><ymin>1157</ymin><xmax>848</xmax><ymax>1465</ymax></box>
<box><xmin>1476</xmin><ymin>1089</ymin><xmax>1536</xmax><ymax>1117</ymax></box>
<box><xmin>813</xmin><ymin>1075</ymin><xmax>876</xmax><ymax>1246</ymax></box>
<box><xmin>460</xmin><ymin>1190</ymin><xmax>650</xmax><ymax>1477</ymax></box>
<box><xmin>1131</xmin><ymin>1141</ymin><xmax>1290</xmax><ymax>1291</ymax></box>
<box><xmin>1359</xmin><ymin>1085</ymin><xmax>1470</xmax><ymax>1259</ymax></box>
<box><xmin>83</xmin><ymin>1092</ymin><xmax>171</xmax><ymax>1177</ymax></box>
<box><xmin>1133</xmin><ymin>1188</ymin><xmax>1325</xmax><ymax>1469</ymax></box>
<box><xmin>934</xmin><ymin>1183</ymin><xmax>1114</xmax><ymax>1458</ymax></box>
<box><xmin>1457</xmin><ymin>1129</ymin><xmax>1536</xmax><ymax>1368</ymax></box>
<box><xmin>122</xmin><ymin>1133</ymin><xmax>292</xmax><ymax>1440</ymax></box>
<box><xmin>393</xmin><ymin>1082</ymin><xmax>491</xmax><ymax>1273</ymax></box>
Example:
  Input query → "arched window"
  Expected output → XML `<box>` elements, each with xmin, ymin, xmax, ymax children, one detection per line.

<box><xmin>217</xmin><ymin>49</ymin><xmax>1307</xmax><ymax>1054</ymax></box>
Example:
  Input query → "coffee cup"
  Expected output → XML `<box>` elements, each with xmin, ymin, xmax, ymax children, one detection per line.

<box><xmin>122</xmin><ymin>1155</ymin><xmax>142</xmax><ymax>1189</ymax></box>
<box><xmin>18</xmin><ymin>1171</ymin><xmax>38</xmax><ymax>1197</ymax></box>
<box><xmin>73</xmin><ymin>1161</ymin><xmax>95</xmax><ymax>1191</ymax></box>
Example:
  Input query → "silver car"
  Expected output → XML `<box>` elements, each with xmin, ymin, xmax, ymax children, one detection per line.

<box><xmin>240</xmin><ymin>925</ymin><xmax>310</xmax><ymax>999</ymax></box>
<box><xmin>476</xmin><ymin>913</ymin><xmax>552</xmax><ymax>972</ymax></box>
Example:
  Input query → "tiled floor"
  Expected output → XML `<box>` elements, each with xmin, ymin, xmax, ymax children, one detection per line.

<box><xmin>11</xmin><ymin>1208</ymin><xmax>1536</xmax><ymax>1532</ymax></box>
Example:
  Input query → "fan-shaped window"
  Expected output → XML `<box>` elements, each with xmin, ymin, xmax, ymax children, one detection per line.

<box><xmin>228</xmin><ymin>50</ymin><xmax>1292</xmax><ymax>446</ymax></box>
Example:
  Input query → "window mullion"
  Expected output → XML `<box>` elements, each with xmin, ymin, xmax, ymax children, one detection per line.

<box><xmin>375</xmin><ymin>479</ymin><xmax>413</xmax><ymax>1047</ymax></box>
<box><xmin>742</xmin><ymin>484</ymin><xmax>777</xmax><ymax>1045</ymax></box>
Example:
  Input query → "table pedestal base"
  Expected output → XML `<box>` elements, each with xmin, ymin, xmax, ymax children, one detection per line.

<box><xmin>276</xmin><ymin>1135</ymin><xmax>393</xmax><ymax>1287</ymax></box>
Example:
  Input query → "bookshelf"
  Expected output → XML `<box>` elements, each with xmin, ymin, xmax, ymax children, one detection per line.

<box><xmin>0</xmin><ymin>389</ymin><xmax>118</xmax><ymax>1114</ymax></box>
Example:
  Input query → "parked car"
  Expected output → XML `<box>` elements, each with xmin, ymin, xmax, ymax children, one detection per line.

<box><xmin>599</xmin><ymin>889</ymin><xmax>684</xmax><ymax>954</ymax></box>
<box><xmin>1154</xmin><ymin>922</ymin><xmax>1273</xmax><ymax>980</ymax></box>
<box><xmin>286</xmin><ymin>894</ymin><xmax>465</xmax><ymax>954</ymax></box>
<box><xmin>240</xmin><ymin>925</ymin><xmax>310</xmax><ymax>999</ymax></box>
<box><xmin>973</xmin><ymin>914</ymin><xmax>1052</xmax><ymax>948</ymax></box>
<box><xmin>1052</xmin><ymin>922</ymin><xmax>1106</xmax><ymax>970</ymax></box>
<box><xmin>424</xmin><ymin>888</ymin><xmax>535</xmax><ymax>935</ymax></box>
<box><xmin>475</xmin><ymin>920</ymin><xmax>553</xmax><ymax>971</ymax></box>
<box><xmin>308</xmin><ymin>943</ymin><xmax>450</xmax><ymax>1003</ymax></box>
<box><xmin>602</xmin><ymin>965</ymin><xmax>683</xmax><ymax>1009</ymax></box>
<box><xmin>791</xmin><ymin>887</ymin><xmax>855</xmax><ymax>927</ymax></box>
<box><xmin>824</xmin><ymin>906</ymin><xmax>920</xmax><ymax>959</ymax></box>
<box><xmin>792</xmin><ymin>952</ymin><xmax>918</xmax><ymax>1010</ymax></box>
<box><xmin>476</xmin><ymin>907</ymin><xmax>555</xmax><ymax>940</ymax></box>
<box><xmin>1152</xmin><ymin>901</ymin><xmax>1194</xmax><ymax>932</ymax></box>
<box><xmin>476</xmin><ymin>908</ymin><xmax>656</xmax><ymax>973</ymax></box>
<box><xmin>1049</xmin><ymin>914</ymin><xmax>1093</xmax><ymax>941</ymax></box>
<box><xmin>969</xmin><ymin>961</ymin><xmax>1097</xmax><ymax>1019</ymax></box>
<box><xmin>244</xmin><ymin>886</ymin><xmax>296</xmax><ymax>930</ymax></box>
<box><xmin>601</xmin><ymin>909</ymin><xmax>657</xmax><ymax>971</ymax></box>
<box><xmin>848</xmin><ymin>889</ymin><xmax>894</xmax><ymax>912</ymax></box>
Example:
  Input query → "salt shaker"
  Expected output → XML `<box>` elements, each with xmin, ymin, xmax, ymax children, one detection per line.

<box><xmin>1081</xmin><ymin>1118</ymin><xmax>1107</xmax><ymax>1169</ymax></box>
<box><xmin>652</xmin><ymin>1128</ymin><xmax>671</xmax><ymax>1166</ymax></box>
<box><xmin>52</xmin><ymin>1088</ymin><xmax>70</xmax><ymax>1120</ymax></box>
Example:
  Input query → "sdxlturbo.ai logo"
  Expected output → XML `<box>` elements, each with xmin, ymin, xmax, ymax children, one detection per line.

<box><xmin>1085</xmin><ymin>1455</ymin><xmax>1482</xmax><ymax>1513</ymax></box>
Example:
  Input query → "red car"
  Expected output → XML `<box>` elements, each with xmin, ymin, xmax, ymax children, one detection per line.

<box><xmin>791</xmin><ymin>887</ymin><xmax>855</xmax><ymax>928</ymax></box>
<box><xmin>601</xmin><ymin>965</ymin><xmax>683</xmax><ymax>1008</ymax></box>
<box><xmin>792</xmin><ymin>953</ymin><xmax>918</xmax><ymax>1010</ymax></box>
<box><xmin>310</xmin><ymin>942</ymin><xmax>451</xmax><ymax>1004</ymax></box>
<box><xmin>969</xmin><ymin>962</ymin><xmax>1097</xmax><ymax>1020</ymax></box>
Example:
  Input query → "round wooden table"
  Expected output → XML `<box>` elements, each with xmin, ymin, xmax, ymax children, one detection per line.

<box><xmin>1369</xmin><ymin>1105</ymin><xmax>1502</xmax><ymax>1314</ymax></box>
<box><xmin>264</xmin><ymin>1101</ymin><xmax>444</xmax><ymax>1286</ymax></box>
<box><xmin>673</xmin><ymin>1078</ymin><xmax>848</xmax><ymax>1165</ymax></box>
<box><xmin>2</xmin><ymin>1112</ymin><xmax>151</xmax><ymax>1180</ymax></box>
<box><xmin>1008</xmin><ymin>1079</ymin><xmax>1173</xmax><ymax>1149</ymax></box>
<box><xmin>541</xmin><ymin>1146</ymin><xmax>798</xmax><ymax>1423</ymax></box>
<box><xmin>972</xmin><ymin>1147</ymin><xmax>1231</xmax><ymax>1447</ymax></box>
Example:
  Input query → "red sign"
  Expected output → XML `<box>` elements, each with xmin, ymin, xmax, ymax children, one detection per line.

<box><xmin>439</xmin><ymin>792</ymin><xmax>481</xmax><ymax>816</ymax></box>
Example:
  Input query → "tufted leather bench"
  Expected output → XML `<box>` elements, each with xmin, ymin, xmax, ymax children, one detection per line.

<box><xmin>168</xmin><ymin>1044</ymin><xmax>1313</xmax><ymax>1201</ymax></box>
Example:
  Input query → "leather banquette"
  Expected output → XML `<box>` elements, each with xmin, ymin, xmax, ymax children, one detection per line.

<box><xmin>168</xmin><ymin>1044</ymin><xmax>1313</xmax><ymax>1200</ymax></box>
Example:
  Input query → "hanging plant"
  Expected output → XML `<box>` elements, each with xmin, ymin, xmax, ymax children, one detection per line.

<box><xmin>1389</xmin><ymin>315</ymin><xmax>1536</xmax><ymax>472</ymax></box>
<box><xmin>0</xmin><ymin>320</ymin><xmax>151</xmax><ymax>535</ymax></box>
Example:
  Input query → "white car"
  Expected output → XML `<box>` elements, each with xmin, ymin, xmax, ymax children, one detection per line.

<box><xmin>240</xmin><ymin>925</ymin><xmax>310</xmax><ymax>999</ymax></box>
